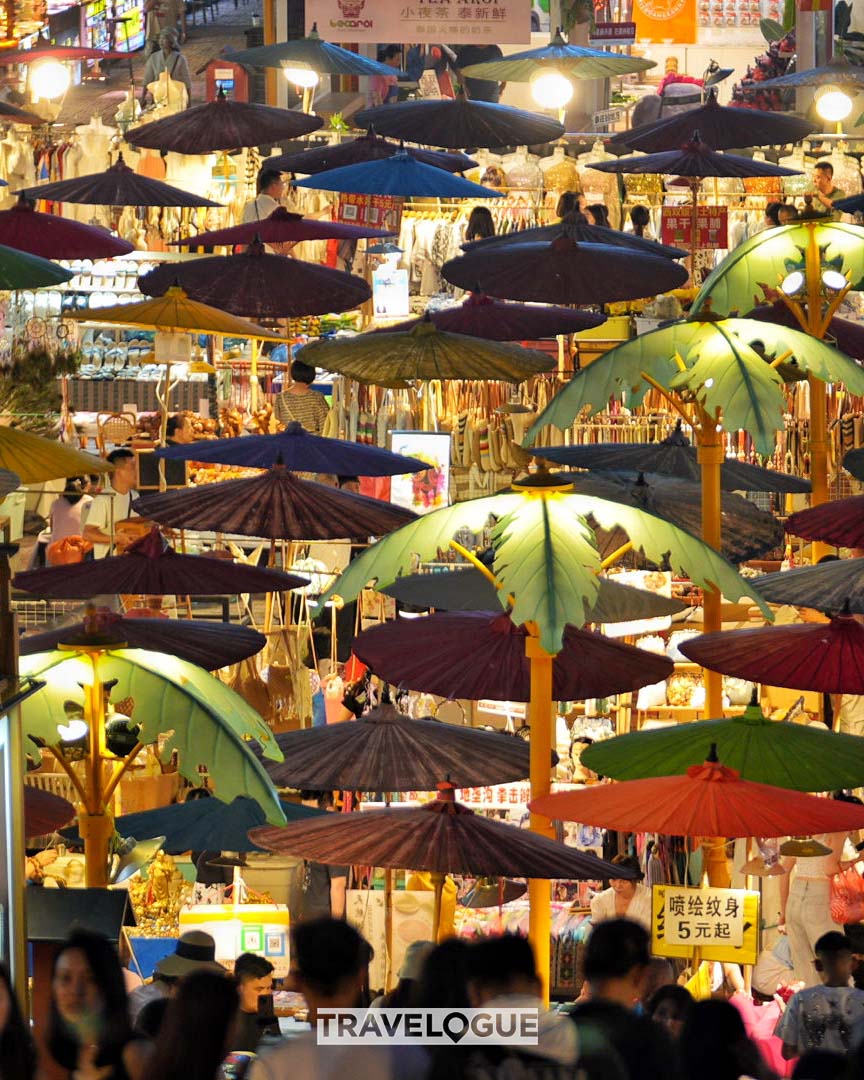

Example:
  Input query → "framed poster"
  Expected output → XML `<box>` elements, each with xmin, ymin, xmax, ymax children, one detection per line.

<box><xmin>389</xmin><ymin>431</ymin><xmax>451</xmax><ymax>516</ymax></box>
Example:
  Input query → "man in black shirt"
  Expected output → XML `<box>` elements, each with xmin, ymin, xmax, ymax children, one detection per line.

<box><xmin>232</xmin><ymin>952</ymin><xmax>278</xmax><ymax>1053</ymax></box>
<box><xmin>456</xmin><ymin>44</ymin><xmax>505</xmax><ymax>103</ymax></box>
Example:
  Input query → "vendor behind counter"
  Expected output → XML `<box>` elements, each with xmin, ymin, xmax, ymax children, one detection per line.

<box><xmin>137</xmin><ymin>414</ymin><xmax>193</xmax><ymax>490</ymax></box>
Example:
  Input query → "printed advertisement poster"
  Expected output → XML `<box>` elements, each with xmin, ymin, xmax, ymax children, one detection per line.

<box><xmin>651</xmin><ymin>886</ymin><xmax>760</xmax><ymax>965</ymax></box>
<box><xmin>306</xmin><ymin>0</ymin><xmax>532</xmax><ymax>44</ymax></box>
<box><xmin>389</xmin><ymin>430</ymin><xmax>451</xmax><ymax>515</ymax></box>
<box><xmin>661</xmin><ymin>205</ymin><xmax>728</xmax><ymax>249</ymax></box>
<box><xmin>633</xmin><ymin>0</ymin><xmax>696</xmax><ymax>43</ymax></box>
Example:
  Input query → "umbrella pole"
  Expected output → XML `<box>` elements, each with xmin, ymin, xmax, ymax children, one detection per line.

<box><xmin>384</xmin><ymin>867</ymin><xmax>394</xmax><ymax>990</ymax></box>
<box><xmin>688</xmin><ymin>180</ymin><xmax>700</xmax><ymax>287</ymax></box>
<box><xmin>804</xmin><ymin>225</ymin><xmax>830</xmax><ymax>563</ymax></box>
<box><xmin>696</xmin><ymin>414</ymin><xmax>724</xmax><ymax>718</ymax></box>
<box><xmin>431</xmin><ymin>871</ymin><xmax>445</xmax><ymax>942</ymax></box>
<box><xmin>79</xmin><ymin>649</ymin><xmax>113</xmax><ymax>889</ymax></box>
<box><xmin>526</xmin><ymin>629</ymin><xmax>555</xmax><ymax>1005</ymax></box>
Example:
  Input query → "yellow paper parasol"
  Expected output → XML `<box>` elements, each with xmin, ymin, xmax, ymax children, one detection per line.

<box><xmin>0</xmin><ymin>427</ymin><xmax>110</xmax><ymax>483</ymax></box>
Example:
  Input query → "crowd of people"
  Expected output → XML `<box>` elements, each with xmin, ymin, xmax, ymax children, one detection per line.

<box><xmin>5</xmin><ymin>916</ymin><xmax>864</xmax><ymax>1079</ymax></box>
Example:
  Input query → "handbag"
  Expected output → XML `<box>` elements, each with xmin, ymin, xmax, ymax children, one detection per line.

<box><xmin>829</xmin><ymin>863</ymin><xmax>864</xmax><ymax>923</ymax></box>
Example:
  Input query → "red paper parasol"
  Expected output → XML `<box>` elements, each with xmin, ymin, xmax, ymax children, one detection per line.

<box><xmin>352</xmin><ymin>611</ymin><xmax>674</xmax><ymax>702</ymax></box>
<box><xmin>371</xmin><ymin>291</ymin><xmax>606</xmax><ymax>341</ymax></box>
<box><xmin>0</xmin><ymin>197</ymin><xmax>133</xmax><ymax>259</ymax></box>
<box><xmin>133</xmin><ymin>467</ymin><xmax>416</xmax><ymax>540</ymax></box>
<box><xmin>268</xmin><ymin>130</ymin><xmax>476</xmax><ymax>176</ymax></box>
<box><xmin>138</xmin><ymin>243</ymin><xmax>370</xmax><ymax>318</ymax></box>
<box><xmin>19</xmin><ymin>155</ymin><xmax>221</xmax><ymax>208</ymax></box>
<box><xmin>530</xmin><ymin>752</ymin><xmax>864</xmax><ymax>838</ymax></box>
<box><xmin>170</xmin><ymin>206</ymin><xmax>393</xmax><ymax>249</ymax></box>
<box><xmin>250</xmin><ymin>787</ymin><xmax>630</xmax><ymax>879</ymax></box>
<box><xmin>785</xmin><ymin>494</ymin><xmax>864</xmax><ymax>549</ymax></box>
<box><xmin>259</xmin><ymin>702</ymin><xmax>539</xmax><ymax>790</ymax></box>
<box><xmin>13</xmin><ymin>528</ymin><xmax>308</xmax><ymax>598</ymax></box>
<box><xmin>0</xmin><ymin>44</ymin><xmax>128</xmax><ymax>62</ymax></box>
<box><xmin>20</xmin><ymin>612</ymin><xmax>267</xmax><ymax>670</ymax></box>
<box><xmin>24</xmin><ymin>785</ymin><xmax>75</xmax><ymax>836</ymax></box>
<box><xmin>442</xmin><ymin>238</ymin><xmax>689</xmax><ymax>305</ymax></box>
<box><xmin>679</xmin><ymin>615</ymin><xmax>864</xmax><ymax>694</ymax></box>
<box><xmin>125</xmin><ymin>92</ymin><xmax>324</xmax><ymax>154</ymax></box>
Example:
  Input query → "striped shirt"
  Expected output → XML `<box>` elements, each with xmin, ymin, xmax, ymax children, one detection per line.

<box><xmin>274</xmin><ymin>390</ymin><xmax>330</xmax><ymax>434</ymax></box>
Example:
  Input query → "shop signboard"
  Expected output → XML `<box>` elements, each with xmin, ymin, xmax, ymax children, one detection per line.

<box><xmin>335</xmin><ymin>192</ymin><xmax>403</xmax><ymax>234</ymax></box>
<box><xmin>661</xmin><ymin>205</ymin><xmax>728</xmax><ymax>249</ymax></box>
<box><xmin>651</xmin><ymin>885</ymin><xmax>760</xmax><ymax>965</ymax></box>
<box><xmin>180</xmin><ymin>904</ymin><xmax>291</xmax><ymax>976</ymax></box>
<box><xmin>306</xmin><ymin>0</ymin><xmax>532</xmax><ymax>44</ymax></box>
<box><xmin>590</xmin><ymin>20</ymin><xmax>637</xmax><ymax>41</ymax></box>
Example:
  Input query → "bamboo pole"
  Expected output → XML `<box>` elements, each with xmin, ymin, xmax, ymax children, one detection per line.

<box><xmin>526</xmin><ymin>630</ymin><xmax>554</xmax><ymax>1005</ymax></box>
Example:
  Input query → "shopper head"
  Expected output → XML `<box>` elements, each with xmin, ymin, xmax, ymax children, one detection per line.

<box><xmin>583</xmin><ymin>918</ymin><xmax>651</xmax><ymax>1006</ymax></box>
<box><xmin>630</xmin><ymin>203</ymin><xmax>651</xmax><ymax>237</ymax></box>
<box><xmin>48</xmin><ymin>930</ymin><xmax>133</xmax><ymax>1073</ymax></box>
<box><xmin>378</xmin><ymin>44</ymin><xmax>402</xmax><ymax>68</ymax></box>
<box><xmin>412</xmin><ymin>937</ymin><xmax>471</xmax><ymax>1009</ymax></box>
<box><xmin>0</xmin><ymin>963</ymin><xmax>36</xmax><ymax>1080</ymax></box>
<box><xmin>814</xmin><ymin>931</ymin><xmax>855</xmax><ymax>987</ymax></box>
<box><xmin>234</xmin><ymin>953</ymin><xmax>274</xmax><ymax>1015</ymax></box>
<box><xmin>608</xmin><ymin>854</ymin><xmax>643</xmax><ymax>902</ymax></box>
<box><xmin>680</xmin><ymin>1000</ymin><xmax>768</xmax><ymax>1080</ymax></box>
<box><xmin>778</xmin><ymin>203</ymin><xmax>799</xmax><ymax>224</ymax></box>
<box><xmin>639</xmin><ymin>956</ymin><xmax>675</xmax><ymax>1010</ymax></box>
<box><xmin>291</xmin><ymin>359</ymin><xmax>317</xmax><ymax>387</ymax></box>
<box><xmin>166</xmin><ymin>413</ymin><xmax>194</xmax><ymax>444</ymax></box>
<box><xmin>480</xmin><ymin>165</ymin><xmax>505</xmax><ymax>190</ymax></box>
<box><xmin>646</xmin><ymin>984</ymin><xmax>694</xmax><ymax>1041</ymax></box>
<box><xmin>148</xmin><ymin>970</ymin><xmax>237</xmax><ymax>1080</ymax></box>
<box><xmin>289</xmin><ymin>918</ymin><xmax>372</xmax><ymax>1021</ymax></box>
<box><xmin>585</xmin><ymin>203</ymin><xmax>610</xmax><ymax>227</ymax></box>
<box><xmin>337</xmin><ymin>475</ymin><xmax>360</xmax><ymax>493</ymax></box>
<box><xmin>257</xmin><ymin>167</ymin><xmax>285</xmax><ymax>199</ymax></box>
<box><xmin>61</xmin><ymin>475</ymin><xmax>90</xmax><ymax>506</ymax></box>
<box><xmin>466</xmin><ymin>205</ymin><xmax>495</xmax><ymax>241</ymax></box>
<box><xmin>159</xmin><ymin>28</ymin><xmax>179</xmax><ymax>55</ymax></box>
<box><xmin>467</xmin><ymin>934</ymin><xmax>539</xmax><ymax>1006</ymax></box>
<box><xmin>556</xmin><ymin>190</ymin><xmax>585</xmax><ymax>219</ymax></box>
<box><xmin>813</xmin><ymin>161</ymin><xmax>834</xmax><ymax>194</ymax></box>
<box><xmin>106</xmin><ymin>447</ymin><xmax>137</xmax><ymax>494</ymax></box>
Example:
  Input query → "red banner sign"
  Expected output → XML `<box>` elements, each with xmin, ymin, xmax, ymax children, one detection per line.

<box><xmin>661</xmin><ymin>205</ymin><xmax>728</xmax><ymax>249</ymax></box>
<box><xmin>335</xmin><ymin>193</ymin><xmax>403</xmax><ymax>233</ymax></box>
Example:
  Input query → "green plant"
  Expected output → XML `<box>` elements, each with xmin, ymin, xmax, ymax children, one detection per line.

<box><xmin>562</xmin><ymin>0</ymin><xmax>595</xmax><ymax>28</ymax></box>
<box><xmin>329</xmin><ymin>112</ymin><xmax>349</xmax><ymax>132</ymax></box>
<box><xmin>0</xmin><ymin>342</ymin><xmax>81</xmax><ymax>434</ymax></box>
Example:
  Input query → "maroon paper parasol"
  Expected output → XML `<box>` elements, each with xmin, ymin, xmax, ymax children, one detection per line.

<box><xmin>259</xmin><ymin>702</ymin><xmax>539</xmax><ymax>790</ymax></box>
<box><xmin>138</xmin><ymin>243</ymin><xmax>369</xmax><ymax>318</ymax></box>
<box><xmin>0</xmin><ymin>100</ymin><xmax>43</xmax><ymax>125</ymax></box>
<box><xmin>24</xmin><ymin>785</ymin><xmax>75</xmax><ymax>836</ymax></box>
<box><xmin>679</xmin><ymin>616</ymin><xmax>864</xmax><ymax>694</ymax></box>
<box><xmin>588</xmin><ymin>139</ymin><xmax>800</xmax><ymax>181</ymax></box>
<box><xmin>0</xmin><ymin>197</ymin><xmax>134</xmax><ymax>259</ymax></box>
<box><xmin>785</xmin><ymin>495</ymin><xmax>864</xmax><ymax>549</ymax></box>
<box><xmin>13</xmin><ymin>528</ymin><xmax>307</xmax><ymax>597</ymax></box>
<box><xmin>133</xmin><ymin>467</ymin><xmax>416</xmax><ymax>540</ymax></box>
<box><xmin>442</xmin><ymin>238</ymin><xmax>689</xmax><ymax>305</ymax></box>
<box><xmin>125</xmin><ymin>92</ymin><xmax>324</xmax><ymax>154</ymax></box>
<box><xmin>19</xmin><ymin>155</ymin><xmax>221</xmax><ymax>208</ymax></box>
<box><xmin>268</xmin><ymin>130</ymin><xmax>476</xmax><ymax>176</ymax></box>
<box><xmin>748</xmin><ymin>302</ymin><xmax>864</xmax><ymax>364</ymax></box>
<box><xmin>371</xmin><ymin>291</ymin><xmax>606</xmax><ymax>341</ymax></box>
<box><xmin>20</xmin><ymin>613</ymin><xmax>266</xmax><ymax>670</ymax></box>
<box><xmin>353</xmin><ymin>610</ymin><xmax>674</xmax><ymax>701</ymax></box>
<box><xmin>250</xmin><ymin>787</ymin><xmax>629</xmax><ymax>879</ymax></box>
<box><xmin>170</xmin><ymin>206</ymin><xmax>394</xmax><ymax>248</ymax></box>
<box><xmin>530</xmin><ymin>753</ymin><xmax>864</xmax><ymax>838</ymax></box>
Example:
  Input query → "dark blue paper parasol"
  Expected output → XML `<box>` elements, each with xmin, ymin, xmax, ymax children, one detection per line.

<box><xmin>293</xmin><ymin>150</ymin><xmax>504</xmax><ymax>199</ymax></box>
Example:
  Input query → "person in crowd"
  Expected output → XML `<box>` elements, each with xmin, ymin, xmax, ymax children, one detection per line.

<box><xmin>810</xmin><ymin>162</ymin><xmax>845</xmax><ymax>217</ymax></box>
<box><xmin>681</xmin><ymin>1000</ymin><xmax>775</xmax><ymax>1080</ymax></box>
<box><xmin>480</xmin><ymin>165</ymin><xmax>506</xmax><ymax>190</ymax></box>
<box><xmin>82</xmin><ymin>447</ymin><xmax>138</xmax><ymax>558</ymax></box>
<box><xmin>777</xmin><ymin>931</ymin><xmax>864</xmax><ymax>1060</ymax></box>
<box><xmin>183</xmin><ymin>787</ymin><xmax>233</xmax><ymax>904</ymax></box>
<box><xmin>764</xmin><ymin>202</ymin><xmax>783</xmax><ymax>229</ymax></box>
<box><xmin>790</xmin><ymin>1049</ymin><xmax>847</xmax><ymax>1079</ymax></box>
<box><xmin>296</xmin><ymin>792</ymin><xmax>348</xmax><ymax>920</ymax></box>
<box><xmin>646</xmin><ymin>985</ymin><xmax>694</xmax><ymax>1042</ymax></box>
<box><xmin>0</xmin><ymin>962</ymin><xmax>36</xmax><ymax>1079</ymax></box>
<box><xmin>273</xmin><ymin>361</ymin><xmax>330</xmax><ymax>435</ymax></box>
<box><xmin>455</xmin><ymin>43</ymin><xmax>505</xmax><ymax>102</ymax></box>
<box><xmin>465</xmin><ymin>934</ymin><xmax>579</xmax><ymax>1072</ymax></box>
<box><xmin>465</xmin><ymin>205</ymin><xmax>495</xmax><ymax>242</ymax></box>
<box><xmin>778</xmin><ymin>203</ymin><xmax>800</xmax><ymax>224</ymax></box>
<box><xmin>590</xmin><ymin>854</ymin><xmax>652</xmax><ymax>931</ymax></box>
<box><xmin>585</xmin><ymin>204</ymin><xmax>610</xmax><ymax>227</ymax></box>
<box><xmin>134</xmin><ymin>996</ymin><xmax>169</xmax><ymax>1040</ymax></box>
<box><xmin>639</xmin><ymin>958</ymin><xmax>675</xmax><ymax>1011</ymax></box>
<box><xmin>137</xmin><ymin>413</ymin><xmax>193</xmax><ymax>489</ymax></box>
<box><xmin>45</xmin><ymin>930</ymin><xmax>151</xmax><ymax>1080</ymax></box>
<box><xmin>368</xmin><ymin>45</ymin><xmax>402</xmax><ymax>107</ymax></box>
<box><xmin>337</xmin><ymin>475</ymin><xmax>361</xmax><ymax>494</ymax></box>
<box><xmin>143</xmin><ymin>0</ymin><xmax>185</xmax><ymax>56</ymax></box>
<box><xmin>780</xmin><ymin>831</ymin><xmax>850</xmax><ymax>986</ymax></box>
<box><xmin>232</xmin><ymin>953</ymin><xmax>277</xmax><ymax>1053</ymax></box>
<box><xmin>128</xmin><ymin>930</ymin><xmax>226</xmax><ymax>1024</ymax></box>
<box><xmin>141</xmin><ymin>29</ymin><xmax>192</xmax><ymax>107</ymax></box>
<box><xmin>370</xmin><ymin>940</ymin><xmax>434</xmax><ymax>1009</ymax></box>
<box><xmin>248</xmin><ymin>919</ymin><xmax>406</xmax><ymax>1079</ymax></box>
<box><xmin>242</xmin><ymin>168</ymin><xmax>286</xmax><ymax>226</ymax></box>
<box><xmin>557</xmin><ymin>191</ymin><xmax>586</xmax><ymax>220</ymax></box>
<box><xmin>567</xmin><ymin>918</ymin><xmax>681</xmax><ymax>1080</ymax></box>
<box><xmin>165</xmin><ymin>413</ymin><xmax>194</xmax><ymax>445</ymax></box>
<box><xmin>50</xmin><ymin>476</ymin><xmax>94</xmax><ymax>543</ymax></box>
<box><xmin>411</xmin><ymin>937</ymin><xmax>471</xmax><ymax>1009</ymax></box>
<box><xmin>148</xmin><ymin>970</ymin><xmax>237</xmax><ymax>1080</ymax></box>
<box><xmin>629</xmin><ymin>204</ymin><xmax>653</xmax><ymax>238</ymax></box>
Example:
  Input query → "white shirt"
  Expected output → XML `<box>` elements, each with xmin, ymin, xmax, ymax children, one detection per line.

<box><xmin>776</xmin><ymin>985</ymin><xmax>864</xmax><ymax>1055</ymax></box>
<box><xmin>590</xmin><ymin>883</ymin><xmax>653</xmax><ymax>931</ymax></box>
<box><xmin>242</xmin><ymin>193</ymin><xmax>280</xmax><ymax>225</ymax></box>
<box><xmin>83</xmin><ymin>480</ymin><xmax>138</xmax><ymax>558</ymax></box>
<box><xmin>248</xmin><ymin>1031</ymin><xmax>421</xmax><ymax>1080</ymax></box>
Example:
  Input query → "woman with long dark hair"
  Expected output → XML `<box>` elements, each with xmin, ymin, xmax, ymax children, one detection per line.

<box><xmin>0</xmin><ymin>963</ymin><xmax>36</xmax><ymax>1079</ymax></box>
<box><xmin>149</xmin><ymin>971</ymin><xmax>238</xmax><ymax>1080</ymax></box>
<box><xmin>46</xmin><ymin>930</ymin><xmax>151</xmax><ymax>1079</ymax></box>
